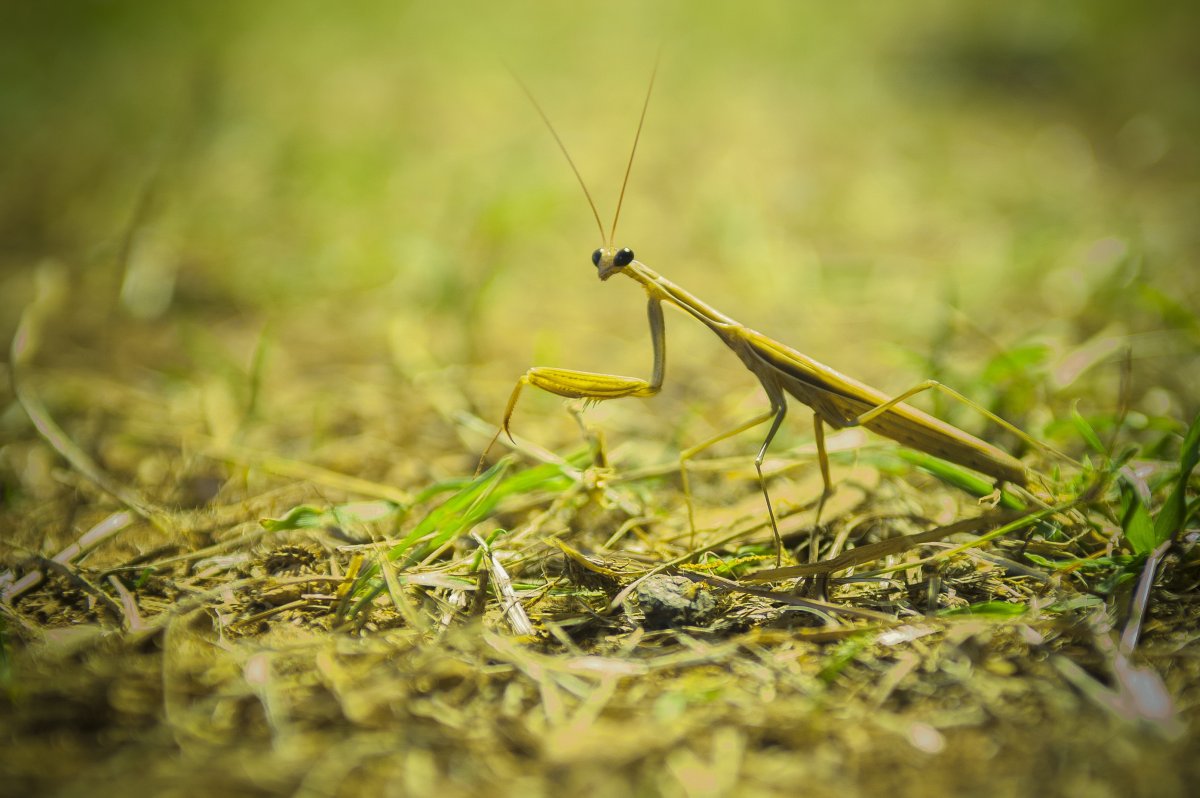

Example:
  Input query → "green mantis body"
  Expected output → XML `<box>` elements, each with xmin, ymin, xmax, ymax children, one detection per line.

<box><xmin>494</xmin><ymin>247</ymin><xmax>1031</xmax><ymax>558</ymax></box>
<box><xmin>487</xmin><ymin>65</ymin><xmax>1036</xmax><ymax>564</ymax></box>
<box><xmin>502</xmin><ymin>250</ymin><xmax>1028</xmax><ymax>487</ymax></box>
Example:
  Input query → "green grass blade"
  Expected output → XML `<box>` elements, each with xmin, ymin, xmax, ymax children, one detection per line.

<box><xmin>1121</xmin><ymin>483</ymin><xmax>1158</xmax><ymax>556</ymax></box>
<box><xmin>1070</xmin><ymin>403</ymin><xmax>1106</xmax><ymax>454</ymax></box>
<box><xmin>259</xmin><ymin>505</ymin><xmax>325</xmax><ymax>531</ymax></box>
<box><xmin>386</xmin><ymin>459</ymin><xmax>513</xmax><ymax>561</ymax></box>
<box><xmin>895</xmin><ymin>449</ymin><xmax>1025</xmax><ymax>510</ymax></box>
<box><xmin>260</xmin><ymin>500</ymin><xmax>401</xmax><ymax>532</ymax></box>
<box><xmin>939</xmin><ymin>601</ymin><xmax>1027</xmax><ymax>617</ymax></box>
<box><xmin>1151</xmin><ymin>409</ymin><xmax>1200</xmax><ymax>547</ymax></box>
<box><xmin>387</xmin><ymin>459</ymin><xmax>573</xmax><ymax>563</ymax></box>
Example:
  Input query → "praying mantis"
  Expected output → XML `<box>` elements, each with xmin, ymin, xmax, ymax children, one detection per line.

<box><xmin>484</xmin><ymin>64</ymin><xmax>1050</xmax><ymax>565</ymax></box>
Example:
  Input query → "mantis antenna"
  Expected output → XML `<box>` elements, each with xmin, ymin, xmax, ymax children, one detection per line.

<box><xmin>509</xmin><ymin>53</ymin><xmax>661</xmax><ymax>246</ymax></box>
<box><xmin>609</xmin><ymin>51</ymin><xmax>660</xmax><ymax>247</ymax></box>
<box><xmin>508</xmin><ymin>70</ymin><xmax>606</xmax><ymax>243</ymax></box>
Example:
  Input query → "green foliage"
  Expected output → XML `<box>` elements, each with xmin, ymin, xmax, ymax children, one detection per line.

<box><xmin>893</xmin><ymin>449</ymin><xmax>1026</xmax><ymax>509</ymax></box>
<box><xmin>385</xmin><ymin>459</ymin><xmax>569</xmax><ymax>565</ymax></box>
<box><xmin>1023</xmin><ymin>552</ymin><xmax>1139</xmax><ymax>594</ymax></box>
<box><xmin>1045</xmin><ymin>594</ymin><xmax>1105</xmax><ymax>613</ymax></box>
<box><xmin>1121</xmin><ymin>488</ymin><xmax>1158</xmax><ymax>556</ymax></box>
<box><xmin>939</xmin><ymin>602</ymin><xmax>1027</xmax><ymax>617</ymax></box>
<box><xmin>817</xmin><ymin>636</ymin><xmax>870</xmax><ymax>684</ymax></box>
<box><xmin>1120</xmin><ymin>409</ymin><xmax>1200</xmax><ymax>555</ymax></box>
<box><xmin>260</xmin><ymin>501</ymin><xmax>402</xmax><ymax>533</ymax></box>
<box><xmin>345</xmin><ymin>460</ymin><xmax>573</xmax><ymax>615</ymax></box>
<box><xmin>1024</xmin><ymin>552</ymin><xmax>1138</xmax><ymax>572</ymax></box>
<box><xmin>1070</xmin><ymin>405</ymin><xmax>1107</xmax><ymax>455</ymax></box>
<box><xmin>981</xmin><ymin>342</ymin><xmax>1051</xmax><ymax>386</ymax></box>
<box><xmin>684</xmin><ymin>550</ymin><xmax>774</xmax><ymax>579</ymax></box>
<box><xmin>1152</xmin><ymin>409</ymin><xmax>1200</xmax><ymax>548</ymax></box>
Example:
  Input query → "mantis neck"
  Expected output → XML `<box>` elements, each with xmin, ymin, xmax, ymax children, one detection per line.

<box><xmin>626</xmin><ymin>262</ymin><xmax>740</xmax><ymax>332</ymax></box>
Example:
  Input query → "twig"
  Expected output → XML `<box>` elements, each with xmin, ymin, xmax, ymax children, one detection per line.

<box><xmin>35</xmin><ymin>555</ymin><xmax>124</xmax><ymax>622</ymax></box>
<box><xmin>3</xmin><ymin>511</ymin><xmax>136</xmax><ymax>603</ymax></box>
<box><xmin>472</xmin><ymin>532</ymin><xmax>535</xmax><ymax>636</ymax></box>
<box><xmin>1120</xmin><ymin>538</ymin><xmax>1174</xmax><ymax>656</ymax></box>
<box><xmin>107</xmin><ymin>574</ymin><xmax>148</xmax><ymax>632</ymax></box>
<box><xmin>744</xmin><ymin>512</ymin><xmax>1016</xmax><ymax>581</ymax></box>
<box><xmin>678</xmin><ymin>570</ymin><xmax>895</xmax><ymax>623</ymax></box>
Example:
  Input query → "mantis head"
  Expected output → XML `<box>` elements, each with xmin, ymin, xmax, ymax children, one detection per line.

<box><xmin>592</xmin><ymin>247</ymin><xmax>635</xmax><ymax>281</ymax></box>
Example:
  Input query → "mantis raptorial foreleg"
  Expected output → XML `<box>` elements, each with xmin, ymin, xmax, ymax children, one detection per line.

<box><xmin>481</xmin><ymin>298</ymin><xmax>665</xmax><ymax>468</ymax></box>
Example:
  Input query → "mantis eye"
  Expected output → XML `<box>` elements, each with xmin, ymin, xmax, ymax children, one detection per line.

<box><xmin>592</xmin><ymin>249</ymin><xmax>602</xmax><ymax>267</ymax></box>
<box><xmin>614</xmin><ymin>248</ymin><xmax>634</xmax><ymax>267</ymax></box>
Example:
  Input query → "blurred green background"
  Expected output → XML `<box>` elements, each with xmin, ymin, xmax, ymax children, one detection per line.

<box><xmin>2</xmin><ymin>1</ymin><xmax>1197</xmax><ymax>475</ymax></box>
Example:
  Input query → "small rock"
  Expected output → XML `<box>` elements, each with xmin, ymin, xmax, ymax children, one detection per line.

<box><xmin>635</xmin><ymin>575</ymin><xmax>717</xmax><ymax>629</ymax></box>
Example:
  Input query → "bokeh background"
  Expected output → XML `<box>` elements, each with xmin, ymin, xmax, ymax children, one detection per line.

<box><xmin>1</xmin><ymin>0</ymin><xmax>1197</xmax><ymax>489</ymax></box>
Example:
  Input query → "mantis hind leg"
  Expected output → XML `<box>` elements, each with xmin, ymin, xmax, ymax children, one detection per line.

<box><xmin>848</xmin><ymin>379</ymin><xmax>1075</xmax><ymax>475</ymax></box>
<box><xmin>811</xmin><ymin>415</ymin><xmax>833</xmax><ymax>564</ymax></box>
<box><xmin>753</xmin><ymin>398</ymin><xmax>788</xmax><ymax>567</ymax></box>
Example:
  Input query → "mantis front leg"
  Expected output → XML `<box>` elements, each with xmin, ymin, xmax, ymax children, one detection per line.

<box><xmin>480</xmin><ymin>297</ymin><xmax>666</xmax><ymax>467</ymax></box>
